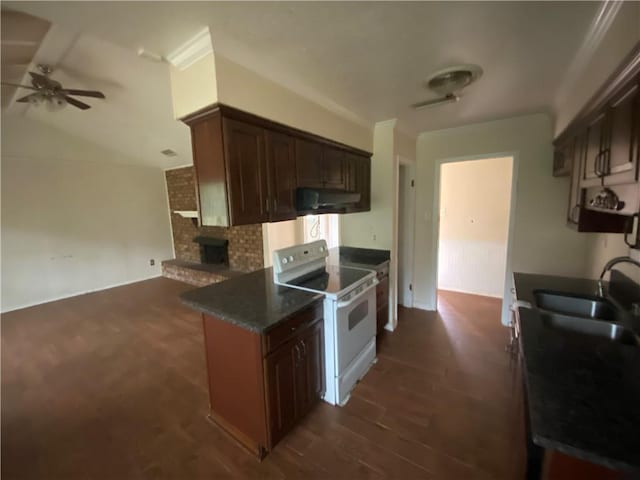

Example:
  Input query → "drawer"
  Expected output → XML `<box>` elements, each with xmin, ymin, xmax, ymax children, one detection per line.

<box><xmin>263</xmin><ymin>301</ymin><xmax>323</xmax><ymax>354</ymax></box>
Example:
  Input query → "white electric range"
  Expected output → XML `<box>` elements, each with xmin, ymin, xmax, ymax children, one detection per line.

<box><xmin>273</xmin><ymin>240</ymin><xmax>378</xmax><ymax>406</ymax></box>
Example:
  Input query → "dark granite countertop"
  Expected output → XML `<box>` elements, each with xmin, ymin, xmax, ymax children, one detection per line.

<box><xmin>333</xmin><ymin>246</ymin><xmax>390</xmax><ymax>269</ymax></box>
<box><xmin>180</xmin><ymin>267</ymin><xmax>323</xmax><ymax>334</ymax></box>
<box><xmin>514</xmin><ymin>272</ymin><xmax>640</xmax><ymax>473</ymax></box>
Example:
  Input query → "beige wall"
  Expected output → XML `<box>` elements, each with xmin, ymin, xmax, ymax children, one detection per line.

<box><xmin>168</xmin><ymin>53</ymin><xmax>218</xmax><ymax>120</ymax></box>
<box><xmin>414</xmin><ymin>113</ymin><xmax>590</xmax><ymax>323</ymax></box>
<box><xmin>438</xmin><ymin>157</ymin><xmax>512</xmax><ymax>297</ymax></box>
<box><xmin>214</xmin><ymin>54</ymin><xmax>373</xmax><ymax>151</ymax></box>
<box><xmin>262</xmin><ymin>219</ymin><xmax>304</xmax><ymax>267</ymax></box>
<box><xmin>1</xmin><ymin>116</ymin><xmax>174</xmax><ymax>312</ymax></box>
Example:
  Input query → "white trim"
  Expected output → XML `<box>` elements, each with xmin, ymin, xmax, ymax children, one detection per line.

<box><xmin>165</xmin><ymin>28</ymin><xmax>213</xmax><ymax>71</ymax></box>
<box><xmin>430</xmin><ymin>152</ymin><xmax>519</xmax><ymax>326</ymax></box>
<box><xmin>163</xmin><ymin>170</ymin><xmax>177</xmax><ymax>260</ymax></box>
<box><xmin>411</xmin><ymin>301</ymin><xmax>434</xmax><ymax>312</ymax></box>
<box><xmin>1</xmin><ymin>274</ymin><xmax>163</xmax><ymax>314</ymax></box>
<box><xmin>163</xmin><ymin>163</ymin><xmax>194</xmax><ymax>171</ymax></box>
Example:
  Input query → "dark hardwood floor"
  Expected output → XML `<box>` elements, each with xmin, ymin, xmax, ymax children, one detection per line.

<box><xmin>2</xmin><ymin>281</ymin><xmax>526</xmax><ymax>479</ymax></box>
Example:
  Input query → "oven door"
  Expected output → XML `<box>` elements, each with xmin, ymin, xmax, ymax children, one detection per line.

<box><xmin>334</xmin><ymin>284</ymin><xmax>377</xmax><ymax>373</ymax></box>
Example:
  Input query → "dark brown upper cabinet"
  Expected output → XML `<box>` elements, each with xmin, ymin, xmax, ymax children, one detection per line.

<box><xmin>295</xmin><ymin>138</ymin><xmax>324</xmax><ymax>189</ymax></box>
<box><xmin>604</xmin><ymin>81</ymin><xmax>639</xmax><ymax>186</ymax></box>
<box><xmin>322</xmin><ymin>146</ymin><xmax>347</xmax><ymax>190</ymax></box>
<box><xmin>223</xmin><ymin>117</ymin><xmax>270</xmax><ymax>225</ymax></box>
<box><xmin>183</xmin><ymin>104</ymin><xmax>372</xmax><ymax>226</ymax></box>
<box><xmin>345</xmin><ymin>152</ymin><xmax>371</xmax><ymax>212</ymax></box>
<box><xmin>554</xmin><ymin>44</ymin><xmax>639</xmax><ymax>234</ymax></box>
<box><xmin>265</xmin><ymin>131</ymin><xmax>298</xmax><ymax>222</ymax></box>
<box><xmin>581</xmin><ymin>112</ymin><xmax>607</xmax><ymax>188</ymax></box>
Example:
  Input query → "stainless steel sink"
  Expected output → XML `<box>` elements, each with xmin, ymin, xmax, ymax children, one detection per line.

<box><xmin>540</xmin><ymin>312</ymin><xmax>639</xmax><ymax>346</ymax></box>
<box><xmin>533</xmin><ymin>290</ymin><xmax>618</xmax><ymax>321</ymax></box>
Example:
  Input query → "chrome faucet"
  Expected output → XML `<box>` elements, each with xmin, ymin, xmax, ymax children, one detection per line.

<box><xmin>597</xmin><ymin>256</ymin><xmax>640</xmax><ymax>297</ymax></box>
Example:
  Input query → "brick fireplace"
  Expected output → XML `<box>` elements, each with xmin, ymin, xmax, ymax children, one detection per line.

<box><xmin>162</xmin><ymin>166</ymin><xmax>264</xmax><ymax>285</ymax></box>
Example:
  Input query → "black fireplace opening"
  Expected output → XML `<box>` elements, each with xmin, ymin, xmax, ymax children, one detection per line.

<box><xmin>193</xmin><ymin>236</ymin><xmax>229</xmax><ymax>265</ymax></box>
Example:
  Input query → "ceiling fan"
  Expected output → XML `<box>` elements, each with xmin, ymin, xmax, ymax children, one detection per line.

<box><xmin>412</xmin><ymin>64</ymin><xmax>483</xmax><ymax>110</ymax></box>
<box><xmin>1</xmin><ymin>64</ymin><xmax>106</xmax><ymax>111</ymax></box>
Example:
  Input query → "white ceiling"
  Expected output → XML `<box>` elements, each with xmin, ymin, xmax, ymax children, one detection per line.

<box><xmin>3</xmin><ymin>1</ymin><xmax>623</xmax><ymax>156</ymax></box>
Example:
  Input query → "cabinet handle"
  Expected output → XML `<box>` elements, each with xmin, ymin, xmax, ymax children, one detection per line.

<box><xmin>265</xmin><ymin>197</ymin><xmax>270</xmax><ymax>213</ymax></box>
<box><xmin>602</xmin><ymin>148</ymin><xmax>611</xmax><ymax>176</ymax></box>
<box><xmin>274</xmin><ymin>198</ymin><xmax>278</xmax><ymax>211</ymax></box>
<box><xmin>594</xmin><ymin>151</ymin><xmax>603</xmax><ymax>177</ymax></box>
<box><xmin>300</xmin><ymin>340</ymin><xmax>307</xmax><ymax>357</ymax></box>
<box><xmin>625</xmin><ymin>213</ymin><xmax>639</xmax><ymax>248</ymax></box>
<box><xmin>294</xmin><ymin>344</ymin><xmax>301</xmax><ymax>364</ymax></box>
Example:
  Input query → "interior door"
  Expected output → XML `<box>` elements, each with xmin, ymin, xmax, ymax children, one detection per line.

<box><xmin>223</xmin><ymin>118</ymin><xmax>270</xmax><ymax>225</ymax></box>
<box><xmin>265</xmin><ymin>131</ymin><xmax>298</xmax><ymax>221</ymax></box>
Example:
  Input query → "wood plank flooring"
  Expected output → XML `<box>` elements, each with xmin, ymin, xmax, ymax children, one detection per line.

<box><xmin>2</xmin><ymin>281</ymin><xmax>526</xmax><ymax>479</ymax></box>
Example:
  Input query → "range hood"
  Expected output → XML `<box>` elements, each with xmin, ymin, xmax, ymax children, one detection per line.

<box><xmin>296</xmin><ymin>188</ymin><xmax>360</xmax><ymax>211</ymax></box>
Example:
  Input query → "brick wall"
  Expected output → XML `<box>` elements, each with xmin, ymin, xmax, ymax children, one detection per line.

<box><xmin>165</xmin><ymin>166</ymin><xmax>264</xmax><ymax>272</ymax></box>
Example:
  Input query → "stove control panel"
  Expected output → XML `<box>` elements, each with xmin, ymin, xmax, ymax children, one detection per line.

<box><xmin>272</xmin><ymin>240</ymin><xmax>329</xmax><ymax>283</ymax></box>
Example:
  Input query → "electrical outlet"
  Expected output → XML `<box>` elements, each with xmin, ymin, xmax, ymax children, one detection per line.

<box><xmin>150</xmin><ymin>259</ymin><xmax>155</xmax><ymax>266</ymax></box>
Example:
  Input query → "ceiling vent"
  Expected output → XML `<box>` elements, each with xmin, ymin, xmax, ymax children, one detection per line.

<box><xmin>161</xmin><ymin>149</ymin><xmax>178</xmax><ymax>157</ymax></box>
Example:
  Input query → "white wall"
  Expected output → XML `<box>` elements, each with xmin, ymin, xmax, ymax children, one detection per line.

<box><xmin>414</xmin><ymin>113</ymin><xmax>590</xmax><ymax>323</ymax></box>
<box><xmin>554</xmin><ymin>1</ymin><xmax>640</xmax><ymax>136</ymax></box>
<box><xmin>1</xmin><ymin>116</ymin><xmax>174</xmax><ymax>312</ymax></box>
<box><xmin>262</xmin><ymin>218</ymin><xmax>304</xmax><ymax>267</ymax></box>
<box><xmin>169</xmin><ymin>53</ymin><xmax>218</xmax><ymax>120</ymax></box>
<box><xmin>437</xmin><ymin>157</ymin><xmax>512</xmax><ymax>297</ymax></box>
<box><xmin>340</xmin><ymin>120</ymin><xmax>396</xmax><ymax>249</ymax></box>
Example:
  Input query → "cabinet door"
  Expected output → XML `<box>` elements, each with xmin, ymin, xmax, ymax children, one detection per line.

<box><xmin>553</xmin><ymin>139</ymin><xmax>573</xmax><ymax>177</ymax></box>
<box><xmin>265</xmin><ymin>131</ymin><xmax>298</xmax><ymax>222</ymax></box>
<box><xmin>322</xmin><ymin>146</ymin><xmax>347</xmax><ymax>190</ymax></box>
<box><xmin>265</xmin><ymin>342</ymin><xmax>298</xmax><ymax>447</ymax></box>
<box><xmin>344</xmin><ymin>153</ymin><xmax>371</xmax><ymax>212</ymax></box>
<box><xmin>581</xmin><ymin>112</ymin><xmax>606</xmax><ymax>187</ymax></box>
<box><xmin>223</xmin><ymin>118</ymin><xmax>270</xmax><ymax>225</ymax></box>
<box><xmin>567</xmin><ymin>135</ymin><xmax>583</xmax><ymax>225</ymax></box>
<box><xmin>296</xmin><ymin>321</ymin><xmax>325</xmax><ymax>416</ymax></box>
<box><xmin>295</xmin><ymin>138</ymin><xmax>324</xmax><ymax>188</ymax></box>
<box><xmin>604</xmin><ymin>82</ymin><xmax>639</xmax><ymax>186</ymax></box>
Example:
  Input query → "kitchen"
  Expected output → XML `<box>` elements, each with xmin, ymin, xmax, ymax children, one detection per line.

<box><xmin>1</xmin><ymin>2</ymin><xmax>640</xmax><ymax>479</ymax></box>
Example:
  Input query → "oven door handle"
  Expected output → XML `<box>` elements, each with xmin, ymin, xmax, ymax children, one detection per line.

<box><xmin>336</xmin><ymin>278</ymin><xmax>379</xmax><ymax>309</ymax></box>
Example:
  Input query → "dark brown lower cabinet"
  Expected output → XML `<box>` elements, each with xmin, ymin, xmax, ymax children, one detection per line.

<box><xmin>202</xmin><ymin>301</ymin><xmax>324</xmax><ymax>459</ymax></box>
<box><xmin>376</xmin><ymin>275</ymin><xmax>389</xmax><ymax>334</ymax></box>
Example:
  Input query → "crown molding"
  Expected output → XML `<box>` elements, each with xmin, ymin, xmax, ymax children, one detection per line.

<box><xmin>166</xmin><ymin>28</ymin><xmax>213</xmax><ymax>71</ymax></box>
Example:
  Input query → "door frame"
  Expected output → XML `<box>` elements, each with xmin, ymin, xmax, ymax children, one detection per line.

<box><xmin>430</xmin><ymin>151</ymin><xmax>519</xmax><ymax>326</ymax></box>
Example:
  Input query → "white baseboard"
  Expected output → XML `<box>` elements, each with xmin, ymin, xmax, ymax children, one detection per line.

<box><xmin>438</xmin><ymin>287</ymin><xmax>503</xmax><ymax>299</ymax></box>
<box><xmin>411</xmin><ymin>301</ymin><xmax>435</xmax><ymax>311</ymax></box>
<box><xmin>1</xmin><ymin>274</ymin><xmax>162</xmax><ymax>314</ymax></box>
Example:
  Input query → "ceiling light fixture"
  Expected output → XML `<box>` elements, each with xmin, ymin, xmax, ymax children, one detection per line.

<box><xmin>412</xmin><ymin>64</ymin><xmax>483</xmax><ymax>110</ymax></box>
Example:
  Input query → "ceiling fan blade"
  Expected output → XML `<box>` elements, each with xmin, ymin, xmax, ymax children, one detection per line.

<box><xmin>64</xmin><ymin>96</ymin><xmax>91</xmax><ymax>110</ymax></box>
<box><xmin>411</xmin><ymin>93</ymin><xmax>459</xmax><ymax>110</ymax></box>
<box><xmin>0</xmin><ymin>82</ymin><xmax>39</xmax><ymax>91</ymax></box>
<box><xmin>60</xmin><ymin>89</ymin><xmax>105</xmax><ymax>99</ymax></box>
<box><xmin>16</xmin><ymin>93</ymin><xmax>40</xmax><ymax>103</ymax></box>
<box><xmin>28</xmin><ymin>71</ymin><xmax>49</xmax><ymax>83</ymax></box>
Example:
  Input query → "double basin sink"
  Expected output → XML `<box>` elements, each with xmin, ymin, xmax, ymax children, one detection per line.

<box><xmin>533</xmin><ymin>290</ymin><xmax>639</xmax><ymax>346</ymax></box>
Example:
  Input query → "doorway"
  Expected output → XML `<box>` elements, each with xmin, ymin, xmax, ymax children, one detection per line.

<box><xmin>398</xmin><ymin>162</ymin><xmax>416</xmax><ymax>308</ymax></box>
<box><xmin>436</xmin><ymin>156</ymin><xmax>515</xmax><ymax>320</ymax></box>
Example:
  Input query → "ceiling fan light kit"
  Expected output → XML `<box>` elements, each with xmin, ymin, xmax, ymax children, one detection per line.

<box><xmin>2</xmin><ymin>64</ymin><xmax>106</xmax><ymax>111</ymax></box>
<box><xmin>412</xmin><ymin>63</ymin><xmax>483</xmax><ymax>110</ymax></box>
